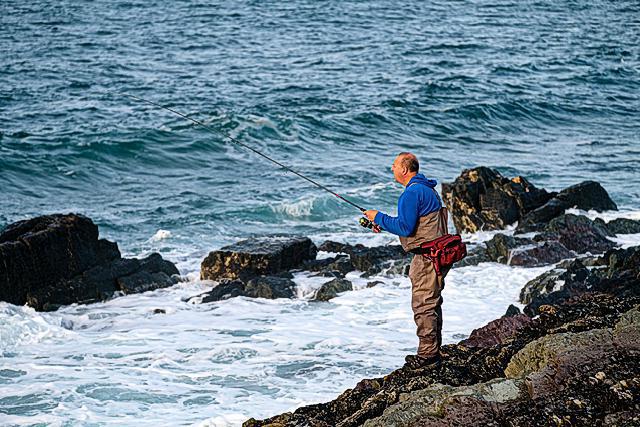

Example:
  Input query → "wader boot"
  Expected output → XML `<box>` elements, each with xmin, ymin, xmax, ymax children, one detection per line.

<box><xmin>399</xmin><ymin>207</ymin><xmax>449</xmax><ymax>364</ymax></box>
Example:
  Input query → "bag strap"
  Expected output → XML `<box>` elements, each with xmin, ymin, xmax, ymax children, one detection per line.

<box><xmin>431</xmin><ymin>187</ymin><xmax>449</xmax><ymax>234</ymax></box>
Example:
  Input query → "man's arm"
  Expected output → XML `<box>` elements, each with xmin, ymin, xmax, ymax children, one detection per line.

<box><xmin>369</xmin><ymin>191</ymin><xmax>420</xmax><ymax>237</ymax></box>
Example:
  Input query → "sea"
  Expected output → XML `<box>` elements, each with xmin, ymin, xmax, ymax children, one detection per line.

<box><xmin>1</xmin><ymin>1</ymin><xmax>639</xmax><ymax>425</ymax></box>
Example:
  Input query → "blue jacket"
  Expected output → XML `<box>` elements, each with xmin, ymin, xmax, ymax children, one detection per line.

<box><xmin>374</xmin><ymin>174</ymin><xmax>442</xmax><ymax>237</ymax></box>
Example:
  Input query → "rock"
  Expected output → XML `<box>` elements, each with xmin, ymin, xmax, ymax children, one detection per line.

<box><xmin>521</xmin><ymin>246</ymin><xmax>640</xmax><ymax>316</ymax></box>
<box><xmin>504</xmin><ymin>304</ymin><xmax>640</xmax><ymax>403</ymax></box>
<box><xmin>460</xmin><ymin>314</ymin><xmax>534</xmax><ymax>349</ymax></box>
<box><xmin>508</xmin><ymin>240</ymin><xmax>575</xmax><ymax>267</ymax></box>
<box><xmin>484</xmin><ymin>234</ymin><xmax>532</xmax><ymax>263</ymax></box>
<box><xmin>313</xmin><ymin>278</ymin><xmax>353</xmax><ymax>301</ymax></box>
<box><xmin>367</xmin><ymin>281</ymin><xmax>383</xmax><ymax>288</ymax></box>
<box><xmin>533</xmin><ymin>214</ymin><xmax>616</xmax><ymax>255</ymax></box>
<box><xmin>441</xmin><ymin>167</ymin><xmax>553</xmax><ymax>233</ymax></box>
<box><xmin>521</xmin><ymin>259</ymin><xmax>603</xmax><ymax>316</ymax></box>
<box><xmin>454</xmin><ymin>246</ymin><xmax>492</xmax><ymax>267</ymax></box>
<box><xmin>317</xmin><ymin>241</ymin><xmax>410</xmax><ymax>277</ymax></box>
<box><xmin>605</xmin><ymin>245</ymin><xmax>640</xmax><ymax>277</ymax></box>
<box><xmin>519</xmin><ymin>266</ymin><xmax>567</xmax><ymax>306</ymax></box>
<box><xmin>191</xmin><ymin>276</ymin><xmax>297</xmax><ymax>303</ymax></box>
<box><xmin>517</xmin><ymin>181</ymin><xmax>617</xmax><ymax>232</ymax></box>
<box><xmin>193</xmin><ymin>279</ymin><xmax>245</xmax><ymax>303</ymax></box>
<box><xmin>0</xmin><ymin>214</ymin><xmax>180</xmax><ymax>311</ymax></box>
<box><xmin>200</xmin><ymin>236</ymin><xmax>317</xmax><ymax>281</ymax></box>
<box><xmin>305</xmin><ymin>255</ymin><xmax>355</xmax><ymax>278</ymax></box>
<box><xmin>245</xmin><ymin>276</ymin><xmax>297</xmax><ymax>299</ymax></box>
<box><xmin>363</xmin><ymin>379</ymin><xmax>524</xmax><ymax>427</ymax></box>
<box><xmin>504</xmin><ymin>304</ymin><xmax>521</xmax><ymax>317</ymax></box>
<box><xmin>504</xmin><ymin>328</ymin><xmax>614</xmax><ymax>381</ymax></box>
<box><xmin>483</xmin><ymin>233</ymin><xmax>574</xmax><ymax>267</ymax></box>
<box><xmin>598</xmin><ymin>217</ymin><xmax>640</xmax><ymax>234</ymax></box>
<box><xmin>612</xmin><ymin>306</ymin><xmax>640</xmax><ymax>351</ymax></box>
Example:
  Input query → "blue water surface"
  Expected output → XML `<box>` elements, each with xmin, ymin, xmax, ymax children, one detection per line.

<box><xmin>1</xmin><ymin>0</ymin><xmax>639</xmax><ymax>254</ymax></box>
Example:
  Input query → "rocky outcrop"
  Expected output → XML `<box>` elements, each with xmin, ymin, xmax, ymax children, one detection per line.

<box><xmin>441</xmin><ymin>167</ymin><xmax>617</xmax><ymax>234</ymax></box>
<box><xmin>317</xmin><ymin>241</ymin><xmax>410</xmax><ymax>277</ymax></box>
<box><xmin>538</xmin><ymin>213</ymin><xmax>615</xmax><ymax>254</ymax></box>
<box><xmin>596</xmin><ymin>217</ymin><xmax>640</xmax><ymax>234</ymax></box>
<box><xmin>459</xmin><ymin>213</ymin><xmax>617</xmax><ymax>268</ymax></box>
<box><xmin>441</xmin><ymin>167</ymin><xmax>553</xmax><ymax>233</ymax></box>
<box><xmin>304</xmin><ymin>255</ymin><xmax>355</xmax><ymax>278</ymax></box>
<box><xmin>460</xmin><ymin>314</ymin><xmax>534</xmax><ymax>349</ymax></box>
<box><xmin>188</xmin><ymin>276</ymin><xmax>297</xmax><ymax>303</ymax></box>
<box><xmin>200</xmin><ymin>236</ymin><xmax>317</xmax><ymax>281</ymax></box>
<box><xmin>0</xmin><ymin>214</ymin><xmax>180</xmax><ymax>311</ymax></box>
<box><xmin>517</xmin><ymin>181</ymin><xmax>618</xmax><ymax>232</ymax></box>
<box><xmin>244</xmin><ymin>245</ymin><xmax>640</xmax><ymax>427</ymax></box>
<box><xmin>313</xmin><ymin>278</ymin><xmax>353</xmax><ymax>301</ymax></box>
<box><xmin>521</xmin><ymin>246</ymin><xmax>640</xmax><ymax>316</ymax></box>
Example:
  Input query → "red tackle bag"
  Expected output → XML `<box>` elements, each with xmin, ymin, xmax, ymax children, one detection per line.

<box><xmin>418</xmin><ymin>233</ymin><xmax>467</xmax><ymax>276</ymax></box>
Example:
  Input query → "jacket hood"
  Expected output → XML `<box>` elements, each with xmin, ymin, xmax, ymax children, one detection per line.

<box><xmin>407</xmin><ymin>173</ymin><xmax>437</xmax><ymax>188</ymax></box>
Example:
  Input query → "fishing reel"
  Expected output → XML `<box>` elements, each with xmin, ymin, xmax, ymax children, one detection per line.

<box><xmin>359</xmin><ymin>217</ymin><xmax>382</xmax><ymax>233</ymax></box>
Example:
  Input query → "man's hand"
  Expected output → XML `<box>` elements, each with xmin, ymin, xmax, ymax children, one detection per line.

<box><xmin>364</xmin><ymin>210</ymin><xmax>378</xmax><ymax>221</ymax></box>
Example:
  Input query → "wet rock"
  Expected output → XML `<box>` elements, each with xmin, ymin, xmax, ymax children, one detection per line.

<box><xmin>484</xmin><ymin>234</ymin><xmax>532</xmax><ymax>263</ymax></box>
<box><xmin>460</xmin><ymin>314</ymin><xmax>534</xmax><ymax>349</ymax></box>
<box><xmin>441</xmin><ymin>167</ymin><xmax>553</xmax><ymax>233</ymax></box>
<box><xmin>305</xmin><ymin>255</ymin><xmax>355</xmax><ymax>278</ymax></box>
<box><xmin>521</xmin><ymin>246</ymin><xmax>640</xmax><ymax>316</ymax></box>
<box><xmin>508</xmin><ymin>240</ymin><xmax>575</xmax><ymax>267</ymax></box>
<box><xmin>541</xmin><ymin>213</ymin><xmax>616</xmax><ymax>254</ymax></box>
<box><xmin>245</xmin><ymin>276</ymin><xmax>297</xmax><ymax>299</ymax></box>
<box><xmin>519</xmin><ymin>266</ymin><xmax>567</xmax><ymax>306</ymax></box>
<box><xmin>193</xmin><ymin>279</ymin><xmax>245</xmax><ymax>303</ymax></box>
<box><xmin>191</xmin><ymin>276</ymin><xmax>297</xmax><ymax>303</ymax></box>
<box><xmin>598</xmin><ymin>217</ymin><xmax>640</xmax><ymax>234</ymax></box>
<box><xmin>313</xmin><ymin>278</ymin><xmax>353</xmax><ymax>301</ymax></box>
<box><xmin>317</xmin><ymin>241</ymin><xmax>410</xmax><ymax>277</ymax></box>
<box><xmin>504</xmin><ymin>304</ymin><xmax>521</xmax><ymax>317</ymax></box>
<box><xmin>367</xmin><ymin>281</ymin><xmax>384</xmax><ymax>288</ymax></box>
<box><xmin>200</xmin><ymin>236</ymin><xmax>317</xmax><ymax>281</ymax></box>
<box><xmin>517</xmin><ymin>181</ymin><xmax>617</xmax><ymax>232</ymax></box>
<box><xmin>521</xmin><ymin>259</ymin><xmax>603</xmax><ymax>316</ymax></box>
<box><xmin>483</xmin><ymin>233</ymin><xmax>574</xmax><ymax>267</ymax></box>
<box><xmin>0</xmin><ymin>214</ymin><xmax>180</xmax><ymax>311</ymax></box>
<box><xmin>454</xmin><ymin>246</ymin><xmax>491</xmax><ymax>267</ymax></box>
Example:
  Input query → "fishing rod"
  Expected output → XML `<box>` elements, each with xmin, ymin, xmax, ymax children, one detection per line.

<box><xmin>121</xmin><ymin>94</ymin><xmax>381</xmax><ymax>231</ymax></box>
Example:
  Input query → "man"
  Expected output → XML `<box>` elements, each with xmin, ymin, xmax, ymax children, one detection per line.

<box><xmin>364</xmin><ymin>152</ymin><xmax>448</xmax><ymax>369</ymax></box>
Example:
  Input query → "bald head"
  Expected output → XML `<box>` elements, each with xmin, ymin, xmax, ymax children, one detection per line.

<box><xmin>398</xmin><ymin>152</ymin><xmax>419</xmax><ymax>173</ymax></box>
<box><xmin>392</xmin><ymin>152</ymin><xmax>420</xmax><ymax>186</ymax></box>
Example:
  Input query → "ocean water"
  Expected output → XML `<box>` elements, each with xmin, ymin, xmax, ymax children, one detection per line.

<box><xmin>1</xmin><ymin>0</ymin><xmax>639</xmax><ymax>425</ymax></box>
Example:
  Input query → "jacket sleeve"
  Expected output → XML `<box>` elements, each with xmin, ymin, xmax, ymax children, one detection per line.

<box><xmin>373</xmin><ymin>189</ymin><xmax>420</xmax><ymax>237</ymax></box>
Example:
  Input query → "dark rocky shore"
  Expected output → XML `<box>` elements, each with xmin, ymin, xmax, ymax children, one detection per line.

<box><xmin>1</xmin><ymin>167</ymin><xmax>638</xmax><ymax>425</ymax></box>
<box><xmin>0</xmin><ymin>214</ymin><xmax>180</xmax><ymax>311</ymax></box>
<box><xmin>233</xmin><ymin>167</ymin><xmax>638</xmax><ymax>427</ymax></box>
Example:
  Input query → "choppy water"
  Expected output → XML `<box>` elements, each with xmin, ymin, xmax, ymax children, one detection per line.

<box><xmin>1</xmin><ymin>0</ymin><xmax>640</xmax><ymax>425</ymax></box>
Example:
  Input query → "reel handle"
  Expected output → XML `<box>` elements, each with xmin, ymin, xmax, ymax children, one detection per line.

<box><xmin>359</xmin><ymin>217</ymin><xmax>382</xmax><ymax>233</ymax></box>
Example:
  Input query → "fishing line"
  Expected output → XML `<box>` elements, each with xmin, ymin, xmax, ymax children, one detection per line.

<box><xmin>120</xmin><ymin>93</ymin><xmax>367</xmax><ymax>213</ymax></box>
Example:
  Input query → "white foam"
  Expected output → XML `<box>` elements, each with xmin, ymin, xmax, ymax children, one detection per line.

<box><xmin>271</xmin><ymin>196</ymin><xmax>316</xmax><ymax>217</ymax></box>
<box><xmin>150</xmin><ymin>229</ymin><xmax>172</xmax><ymax>241</ymax></box>
<box><xmin>565</xmin><ymin>207</ymin><xmax>640</xmax><ymax>223</ymax></box>
<box><xmin>2</xmin><ymin>222</ymin><xmax>638</xmax><ymax>426</ymax></box>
